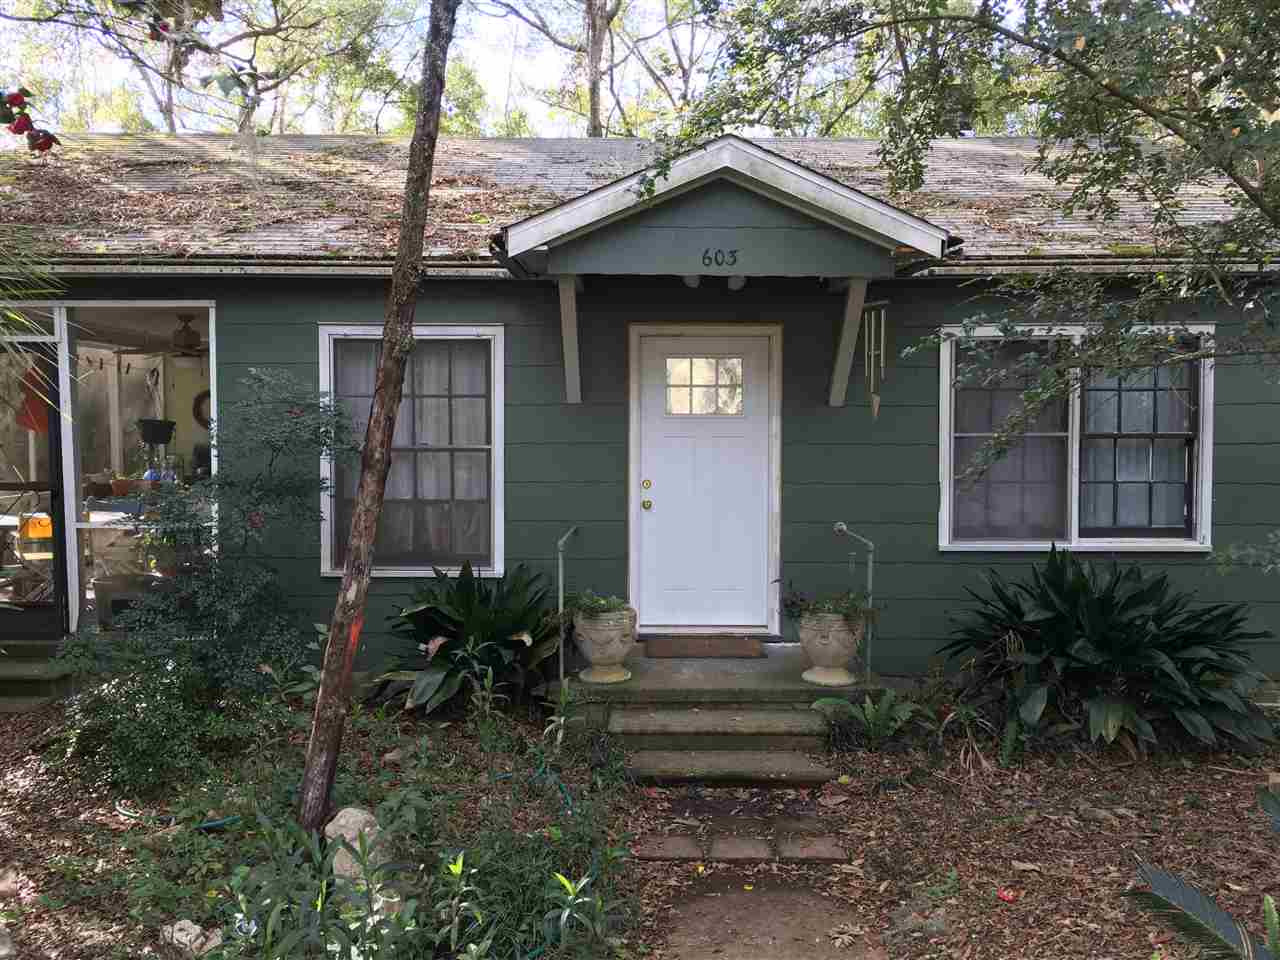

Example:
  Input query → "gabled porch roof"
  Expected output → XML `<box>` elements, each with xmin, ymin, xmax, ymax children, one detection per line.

<box><xmin>498</xmin><ymin>135</ymin><xmax>954</xmax><ymax>275</ymax></box>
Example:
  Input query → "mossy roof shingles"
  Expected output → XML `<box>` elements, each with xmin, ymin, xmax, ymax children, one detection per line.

<box><xmin>0</xmin><ymin>134</ymin><xmax>1238</xmax><ymax>268</ymax></box>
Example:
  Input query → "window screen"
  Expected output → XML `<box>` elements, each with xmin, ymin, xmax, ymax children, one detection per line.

<box><xmin>952</xmin><ymin>343</ymin><xmax>1069</xmax><ymax>541</ymax></box>
<box><xmin>332</xmin><ymin>337</ymin><xmax>492</xmax><ymax>568</ymax></box>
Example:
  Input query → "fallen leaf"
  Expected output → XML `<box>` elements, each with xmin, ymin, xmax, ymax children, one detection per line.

<box><xmin>819</xmin><ymin>794</ymin><xmax>850</xmax><ymax>808</ymax></box>
<box><xmin>996</xmin><ymin>888</ymin><xmax>1021</xmax><ymax>903</ymax></box>
<box><xmin>1011</xmin><ymin>860</ymin><xmax>1041</xmax><ymax>873</ymax></box>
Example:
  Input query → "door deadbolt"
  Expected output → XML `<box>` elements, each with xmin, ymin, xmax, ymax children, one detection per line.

<box><xmin>642</xmin><ymin>479</ymin><xmax>652</xmax><ymax>489</ymax></box>
<box><xmin>641</xmin><ymin>499</ymin><xmax>653</xmax><ymax>510</ymax></box>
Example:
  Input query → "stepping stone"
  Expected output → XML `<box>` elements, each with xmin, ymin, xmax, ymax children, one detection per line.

<box><xmin>633</xmin><ymin>835</ymin><xmax>703</xmax><ymax>861</ymax></box>
<box><xmin>772</xmin><ymin>815</ymin><xmax>827</xmax><ymax>835</ymax></box>
<box><xmin>709</xmin><ymin>836</ymin><xmax>774</xmax><ymax>861</ymax></box>
<box><xmin>628</xmin><ymin>750</ymin><xmax>836</xmax><ymax>785</ymax></box>
<box><xmin>778</xmin><ymin>836</ymin><xmax>848</xmax><ymax>862</ymax></box>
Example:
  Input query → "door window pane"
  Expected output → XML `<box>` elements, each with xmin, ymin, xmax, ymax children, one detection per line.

<box><xmin>665</xmin><ymin>357</ymin><xmax>745</xmax><ymax>416</ymax></box>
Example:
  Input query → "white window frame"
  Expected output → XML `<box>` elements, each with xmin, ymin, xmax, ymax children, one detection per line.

<box><xmin>318</xmin><ymin>323</ymin><xmax>505</xmax><ymax>578</ymax></box>
<box><xmin>938</xmin><ymin>323</ymin><xmax>1215</xmax><ymax>553</ymax></box>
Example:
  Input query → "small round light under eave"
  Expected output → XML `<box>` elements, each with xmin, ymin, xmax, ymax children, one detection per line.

<box><xmin>682</xmin><ymin>275</ymin><xmax>701</xmax><ymax>288</ymax></box>
<box><xmin>727</xmin><ymin>275</ymin><xmax>747</xmax><ymax>292</ymax></box>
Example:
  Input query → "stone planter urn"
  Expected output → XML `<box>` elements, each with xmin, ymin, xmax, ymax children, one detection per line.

<box><xmin>798</xmin><ymin>612</ymin><xmax>864</xmax><ymax>686</ymax></box>
<box><xmin>573</xmin><ymin>607</ymin><xmax>637</xmax><ymax>684</ymax></box>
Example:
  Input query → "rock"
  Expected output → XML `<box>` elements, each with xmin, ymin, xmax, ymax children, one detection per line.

<box><xmin>1076</xmin><ymin>803</ymin><xmax>1120</xmax><ymax>826</ymax></box>
<box><xmin>888</xmin><ymin>898</ymin><xmax>949</xmax><ymax>939</ymax></box>
<box><xmin>160</xmin><ymin>920</ymin><xmax>222</xmax><ymax>956</ymax></box>
<box><xmin>140</xmin><ymin>823</ymin><xmax>184</xmax><ymax>850</ymax></box>
<box><xmin>0</xmin><ymin>925</ymin><xmax>14</xmax><ymax>959</ymax></box>
<box><xmin>324</xmin><ymin>807</ymin><xmax>383</xmax><ymax>880</ymax></box>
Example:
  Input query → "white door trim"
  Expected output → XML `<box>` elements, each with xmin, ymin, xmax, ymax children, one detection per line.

<box><xmin>627</xmin><ymin>322</ymin><xmax>782</xmax><ymax>635</ymax></box>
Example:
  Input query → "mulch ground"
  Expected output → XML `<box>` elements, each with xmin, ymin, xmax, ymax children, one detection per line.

<box><xmin>3</xmin><ymin>702</ymin><xmax>1279</xmax><ymax>959</ymax></box>
<box><xmin>621</xmin><ymin>743</ymin><xmax>1280</xmax><ymax>959</ymax></box>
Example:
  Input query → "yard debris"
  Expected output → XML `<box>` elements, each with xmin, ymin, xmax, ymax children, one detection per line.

<box><xmin>381</xmin><ymin>747</ymin><xmax>404</xmax><ymax>765</ymax></box>
<box><xmin>888</xmin><ymin>896</ymin><xmax>950</xmax><ymax>939</ymax></box>
<box><xmin>139</xmin><ymin>823</ymin><xmax>183</xmax><ymax>850</ymax></box>
<box><xmin>0</xmin><ymin>925</ymin><xmax>14</xmax><ymax>959</ymax></box>
<box><xmin>323</xmin><ymin>807</ymin><xmax>383</xmax><ymax>880</ymax></box>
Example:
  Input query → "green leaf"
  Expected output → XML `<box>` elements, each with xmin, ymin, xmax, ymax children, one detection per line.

<box><xmin>1258</xmin><ymin>788</ymin><xmax>1280</xmax><ymax>835</ymax></box>
<box><xmin>405</xmin><ymin>666</ymin><xmax>450</xmax><ymax>710</ymax></box>
<box><xmin>1266</xmin><ymin>894</ymin><xmax>1279</xmax><ymax>954</ymax></box>
<box><xmin>1085</xmin><ymin>696</ymin><xmax>1126</xmax><ymax>744</ymax></box>
<box><xmin>1018</xmin><ymin>684</ymin><xmax>1049</xmax><ymax>726</ymax></box>
<box><xmin>1173</xmin><ymin>708</ymin><xmax>1217</xmax><ymax>745</ymax></box>
<box><xmin>1128</xmin><ymin>861</ymin><xmax>1275</xmax><ymax>960</ymax></box>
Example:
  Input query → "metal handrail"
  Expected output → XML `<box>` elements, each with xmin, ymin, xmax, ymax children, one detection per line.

<box><xmin>556</xmin><ymin>525</ymin><xmax>580</xmax><ymax>685</ymax></box>
<box><xmin>832</xmin><ymin>522</ymin><xmax>874</xmax><ymax>684</ymax></box>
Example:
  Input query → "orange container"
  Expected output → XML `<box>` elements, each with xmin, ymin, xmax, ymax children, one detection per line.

<box><xmin>18</xmin><ymin>514</ymin><xmax>53</xmax><ymax>540</ymax></box>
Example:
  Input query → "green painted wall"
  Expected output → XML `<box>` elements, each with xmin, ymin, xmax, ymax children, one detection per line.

<box><xmin>544</xmin><ymin>180</ymin><xmax>896</xmax><ymax>277</ymax></box>
<box><xmin>59</xmin><ymin>274</ymin><xmax>1280</xmax><ymax>676</ymax></box>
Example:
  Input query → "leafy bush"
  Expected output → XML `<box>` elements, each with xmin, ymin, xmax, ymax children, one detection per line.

<box><xmin>941</xmin><ymin>547</ymin><xmax>1274</xmax><ymax>751</ymax></box>
<box><xmin>1129</xmin><ymin>788</ymin><xmax>1280</xmax><ymax>959</ymax></box>
<box><xmin>781</xmin><ymin>581</ymin><xmax>873</xmax><ymax>622</ymax></box>
<box><xmin>55</xmin><ymin>370</ymin><xmax>355</xmax><ymax>795</ymax></box>
<box><xmin>385</xmin><ymin>562</ymin><xmax>558</xmax><ymax>714</ymax></box>
<box><xmin>566</xmin><ymin>591</ymin><xmax>630</xmax><ymax>616</ymax></box>
<box><xmin>812</xmin><ymin>689</ymin><xmax>919</xmax><ymax>750</ymax></box>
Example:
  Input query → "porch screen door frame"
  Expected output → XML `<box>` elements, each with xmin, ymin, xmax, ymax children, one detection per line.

<box><xmin>627</xmin><ymin>323</ymin><xmax>782</xmax><ymax>635</ymax></box>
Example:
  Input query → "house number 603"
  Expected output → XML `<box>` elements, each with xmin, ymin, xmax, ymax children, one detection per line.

<box><xmin>701</xmin><ymin>247</ymin><xmax>739</xmax><ymax>267</ymax></box>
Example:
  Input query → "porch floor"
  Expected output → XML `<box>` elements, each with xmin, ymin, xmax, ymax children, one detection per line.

<box><xmin>567</xmin><ymin>644</ymin><xmax>885</xmax><ymax>705</ymax></box>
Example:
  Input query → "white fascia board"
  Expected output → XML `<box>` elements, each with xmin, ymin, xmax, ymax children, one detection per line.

<box><xmin>504</xmin><ymin>136</ymin><xmax>950</xmax><ymax>260</ymax></box>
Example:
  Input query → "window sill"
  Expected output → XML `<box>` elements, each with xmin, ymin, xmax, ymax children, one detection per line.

<box><xmin>321</xmin><ymin>565</ymin><xmax>505</xmax><ymax>579</ymax></box>
<box><xmin>938</xmin><ymin>540</ymin><xmax>1211</xmax><ymax>554</ymax></box>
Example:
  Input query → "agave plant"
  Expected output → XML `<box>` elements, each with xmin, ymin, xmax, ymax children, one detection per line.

<box><xmin>383</xmin><ymin>562</ymin><xmax>557</xmax><ymax>714</ymax></box>
<box><xmin>1129</xmin><ymin>788</ymin><xmax>1280</xmax><ymax>959</ymax></box>
<box><xmin>941</xmin><ymin>547</ymin><xmax>1274</xmax><ymax>750</ymax></box>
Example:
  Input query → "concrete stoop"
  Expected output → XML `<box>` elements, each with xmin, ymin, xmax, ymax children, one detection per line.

<box><xmin>570</xmin><ymin>647</ymin><xmax>867</xmax><ymax>786</ymax></box>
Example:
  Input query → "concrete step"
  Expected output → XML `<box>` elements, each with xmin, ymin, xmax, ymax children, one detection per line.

<box><xmin>0</xmin><ymin>694</ymin><xmax>55</xmax><ymax>713</ymax></box>
<box><xmin>0</xmin><ymin>637</ymin><xmax>65</xmax><ymax>660</ymax></box>
<box><xmin>0</xmin><ymin>659</ymin><xmax>75</xmax><ymax>698</ymax></box>
<box><xmin>610</xmin><ymin>707</ymin><xmax>827</xmax><ymax>751</ymax></box>
<box><xmin>627</xmin><ymin>749</ymin><xmax>836</xmax><ymax>785</ymax></box>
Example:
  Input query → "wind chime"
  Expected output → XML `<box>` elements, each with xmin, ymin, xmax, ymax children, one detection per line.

<box><xmin>863</xmin><ymin>302</ymin><xmax>889</xmax><ymax>418</ymax></box>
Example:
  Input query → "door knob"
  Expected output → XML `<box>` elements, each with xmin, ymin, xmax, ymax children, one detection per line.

<box><xmin>641</xmin><ymin>499</ymin><xmax>653</xmax><ymax>511</ymax></box>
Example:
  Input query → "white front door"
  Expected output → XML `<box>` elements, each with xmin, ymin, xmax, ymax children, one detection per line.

<box><xmin>635</xmin><ymin>334</ymin><xmax>773</xmax><ymax>631</ymax></box>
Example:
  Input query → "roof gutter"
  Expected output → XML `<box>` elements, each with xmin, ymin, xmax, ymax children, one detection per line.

<box><xmin>46</xmin><ymin>259</ymin><xmax>513</xmax><ymax>279</ymax></box>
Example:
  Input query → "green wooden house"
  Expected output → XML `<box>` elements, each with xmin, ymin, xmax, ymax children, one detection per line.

<box><xmin>2</xmin><ymin>132</ymin><xmax>1277</xmax><ymax>710</ymax></box>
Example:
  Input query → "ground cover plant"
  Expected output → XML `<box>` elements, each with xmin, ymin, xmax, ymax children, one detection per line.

<box><xmin>940</xmin><ymin>547</ymin><xmax>1274</xmax><ymax>755</ymax></box>
<box><xmin>0</xmin><ymin>683</ymin><xmax>636</xmax><ymax>960</ymax></box>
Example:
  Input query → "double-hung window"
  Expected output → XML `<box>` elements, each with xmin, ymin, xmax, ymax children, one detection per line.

<box><xmin>939</xmin><ymin>326</ymin><xmax>1213</xmax><ymax>551</ymax></box>
<box><xmin>319</xmin><ymin>325</ymin><xmax>504</xmax><ymax>576</ymax></box>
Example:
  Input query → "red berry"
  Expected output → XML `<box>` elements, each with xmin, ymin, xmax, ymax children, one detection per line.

<box><xmin>8</xmin><ymin>114</ymin><xmax>32</xmax><ymax>134</ymax></box>
<box><xmin>5</xmin><ymin>93</ymin><xmax>25</xmax><ymax>108</ymax></box>
<box><xmin>26</xmin><ymin>130</ymin><xmax>58</xmax><ymax>153</ymax></box>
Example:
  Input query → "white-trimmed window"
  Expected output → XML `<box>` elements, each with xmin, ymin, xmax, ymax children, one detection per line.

<box><xmin>319</xmin><ymin>325</ymin><xmax>504</xmax><ymax>576</ymax></box>
<box><xmin>938</xmin><ymin>326</ymin><xmax>1214</xmax><ymax>552</ymax></box>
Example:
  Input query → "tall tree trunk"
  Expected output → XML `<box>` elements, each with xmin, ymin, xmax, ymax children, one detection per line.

<box><xmin>584</xmin><ymin>0</ymin><xmax>606</xmax><ymax>136</ymax></box>
<box><xmin>297</xmin><ymin>0</ymin><xmax>463</xmax><ymax>833</ymax></box>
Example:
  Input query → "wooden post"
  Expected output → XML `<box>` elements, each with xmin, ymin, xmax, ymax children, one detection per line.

<box><xmin>828</xmin><ymin>278</ymin><xmax>868</xmax><ymax>407</ymax></box>
<box><xmin>558</xmin><ymin>276</ymin><xmax>582</xmax><ymax>404</ymax></box>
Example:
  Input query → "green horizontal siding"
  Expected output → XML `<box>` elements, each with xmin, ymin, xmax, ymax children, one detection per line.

<box><xmin>56</xmin><ymin>274</ymin><xmax>1280</xmax><ymax>676</ymax></box>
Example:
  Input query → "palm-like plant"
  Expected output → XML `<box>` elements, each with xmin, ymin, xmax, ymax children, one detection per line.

<box><xmin>385</xmin><ymin>562</ymin><xmax>557</xmax><ymax>714</ymax></box>
<box><xmin>1129</xmin><ymin>789</ymin><xmax>1280</xmax><ymax>959</ymax></box>
<box><xmin>941</xmin><ymin>547</ymin><xmax>1274</xmax><ymax>749</ymax></box>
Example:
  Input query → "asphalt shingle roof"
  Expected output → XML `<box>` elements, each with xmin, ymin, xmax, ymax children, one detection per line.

<box><xmin>0</xmin><ymin>134</ymin><xmax>1238</xmax><ymax>270</ymax></box>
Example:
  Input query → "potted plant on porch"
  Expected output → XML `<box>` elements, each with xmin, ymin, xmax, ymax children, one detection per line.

<box><xmin>569</xmin><ymin>591</ymin><xmax>636</xmax><ymax>684</ymax></box>
<box><xmin>783</xmin><ymin>584</ymin><xmax>872</xmax><ymax>686</ymax></box>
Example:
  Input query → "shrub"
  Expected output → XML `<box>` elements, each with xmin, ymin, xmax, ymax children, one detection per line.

<box><xmin>566</xmin><ymin>591</ymin><xmax>630</xmax><ymax>615</ymax></box>
<box><xmin>812</xmin><ymin>690</ymin><xmax>919</xmax><ymax>750</ymax></box>
<box><xmin>385</xmin><ymin>562</ymin><xmax>558</xmax><ymax>714</ymax></box>
<box><xmin>941</xmin><ymin>547</ymin><xmax>1274</xmax><ymax>751</ymax></box>
<box><xmin>781</xmin><ymin>581</ymin><xmax>873</xmax><ymax>623</ymax></box>
<box><xmin>55</xmin><ymin>369</ymin><xmax>355</xmax><ymax>795</ymax></box>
